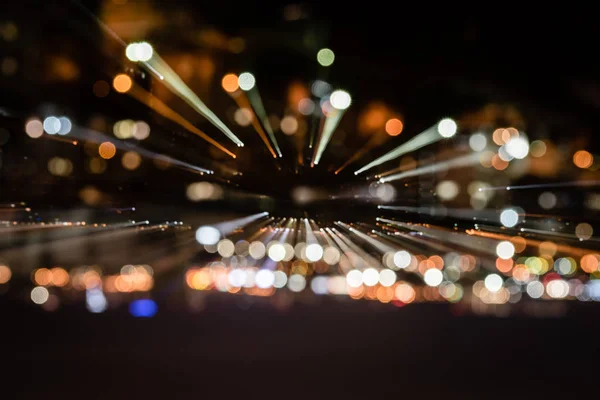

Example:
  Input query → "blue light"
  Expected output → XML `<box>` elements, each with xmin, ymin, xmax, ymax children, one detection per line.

<box><xmin>129</xmin><ymin>299</ymin><xmax>157</xmax><ymax>317</ymax></box>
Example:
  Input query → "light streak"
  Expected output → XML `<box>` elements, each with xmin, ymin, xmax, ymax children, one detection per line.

<box><xmin>70</xmin><ymin>126</ymin><xmax>214</xmax><ymax>175</ymax></box>
<box><xmin>354</xmin><ymin>119</ymin><xmax>458</xmax><ymax>175</ymax></box>
<box><xmin>379</xmin><ymin>153</ymin><xmax>480</xmax><ymax>183</ymax></box>
<box><xmin>118</xmin><ymin>79</ymin><xmax>236</xmax><ymax>158</ymax></box>
<box><xmin>478</xmin><ymin>180</ymin><xmax>600</xmax><ymax>192</ymax></box>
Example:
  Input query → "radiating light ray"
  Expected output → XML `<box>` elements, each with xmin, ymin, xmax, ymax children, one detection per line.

<box><xmin>144</xmin><ymin>53</ymin><xmax>243</xmax><ymax>146</ymax></box>
<box><xmin>355</xmin><ymin>119</ymin><xmax>457</xmax><ymax>175</ymax></box>
<box><xmin>478</xmin><ymin>180</ymin><xmax>600</xmax><ymax>192</ymax></box>
<box><xmin>330</xmin><ymin>226</ymin><xmax>382</xmax><ymax>269</ymax></box>
<box><xmin>335</xmin><ymin>134</ymin><xmax>384</xmax><ymax>175</ymax></box>
<box><xmin>519</xmin><ymin>227</ymin><xmax>600</xmax><ymax>242</ymax></box>
<box><xmin>379</xmin><ymin>205</ymin><xmax>509</xmax><ymax>223</ymax></box>
<box><xmin>370</xmin><ymin>229</ymin><xmax>434</xmax><ymax>255</ymax></box>
<box><xmin>0</xmin><ymin>221</ymin><xmax>151</xmax><ymax>259</ymax></box>
<box><xmin>303</xmin><ymin>218</ymin><xmax>319</xmax><ymax>244</ymax></box>
<box><xmin>73</xmin><ymin>0</ymin><xmax>243</xmax><ymax>147</ymax></box>
<box><xmin>201</xmin><ymin>212</ymin><xmax>270</xmax><ymax>240</ymax></box>
<box><xmin>246</xmin><ymin>88</ymin><xmax>282</xmax><ymax>157</ymax></box>
<box><xmin>379</xmin><ymin>153</ymin><xmax>479</xmax><ymax>183</ymax></box>
<box><xmin>116</xmin><ymin>79</ymin><xmax>236</xmax><ymax>158</ymax></box>
<box><xmin>323</xmin><ymin>228</ymin><xmax>363</xmax><ymax>272</ymax></box>
<box><xmin>40</xmin><ymin>134</ymin><xmax>79</xmax><ymax>146</ymax></box>
<box><xmin>377</xmin><ymin>218</ymin><xmax>506</xmax><ymax>262</ymax></box>
<box><xmin>226</xmin><ymin>89</ymin><xmax>277</xmax><ymax>158</ymax></box>
<box><xmin>70</xmin><ymin>126</ymin><xmax>213</xmax><ymax>175</ymax></box>
<box><xmin>312</xmin><ymin>109</ymin><xmax>344</xmax><ymax>166</ymax></box>
<box><xmin>466</xmin><ymin>229</ymin><xmax>598</xmax><ymax>258</ymax></box>
<box><xmin>338</xmin><ymin>222</ymin><xmax>395</xmax><ymax>253</ymax></box>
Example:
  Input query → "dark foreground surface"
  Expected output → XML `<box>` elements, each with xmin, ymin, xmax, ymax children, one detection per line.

<box><xmin>2</xmin><ymin>295</ymin><xmax>598</xmax><ymax>399</ymax></box>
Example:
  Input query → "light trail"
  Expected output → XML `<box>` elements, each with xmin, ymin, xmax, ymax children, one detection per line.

<box><xmin>478</xmin><ymin>180</ymin><xmax>600</xmax><ymax>192</ymax></box>
<box><xmin>377</xmin><ymin>218</ymin><xmax>505</xmax><ymax>260</ymax></box>
<box><xmin>226</xmin><ymin>89</ymin><xmax>277</xmax><ymax>158</ymax></box>
<box><xmin>311</xmin><ymin>109</ymin><xmax>344</xmax><ymax>166</ymax></box>
<box><xmin>246</xmin><ymin>88</ymin><xmax>282</xmax><ymax>157</ymax></box>
<box><xmin>70</xmin><ymin>126</ymin><xmax>214</xmax><ymax>175</ymax></box>
<box><xmin>73</xmin><ymin>1</ymin><xmax>243</xmax><ymax>147</ymax></box>
<box><xmin>378</xmin><ymin>205</ymin><xmax>505</xmax><ymax>223</ymax></box>
<box><xmin>379</xmin><ymin>153</ymin><xmax>480</xmax><ymax>183</ymax></box>
<box><xmin>145</xmin><ymin>54</ymin><xmax>244</xmax><ymax>147</ymax></box>
<box><xmin>466</xmin><ymin>229</ymin><xmax>597</xmax><ymax>258</ymax></box>
<box><xmin>118</xmin><ymin>79</ymin><xmax>237</xmax><ymax>158</ymax></box>
<box><xmin>354</xmin><ymin>118</ymin><xmax>457</xmax><ymax>175</ymax></box>
<box><xmin>335</xmin><ymin>134</ymin><xmax>385</xmax><ymax>175</ymax></box>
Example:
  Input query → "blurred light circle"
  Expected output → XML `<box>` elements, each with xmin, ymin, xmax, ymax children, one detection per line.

<box><xmin>31</xmin><ymin>286</ymin><xmax>49</xmax><ymax>304</ymax></box>
<box><xmin>113</xmin><ymin>74</ymin><xmax>132</xmax><ymax>93</ymax></box>
<box><xmin>575</xmin><ymin>223</ymin><xmax>593</xmax><ymax>241</ymax></box>
<box><xmin>25</xmin><ymin>118</ymin><xmax>44</xmax><ymax>138</ymax></box>
<box><xmin>375</xmin><ymin>183</ymin><xmax>395</xmax><ymax>202</ymax></box>
<box><xmin>496</xmin><ymin>241</ymin><xmax>515</xmax><ymax>259</ymax></box>
<box><xmin>346</xmin><ymin>269</ymin><xmax>363</xmax><ymax>288</ymax></box>
<box><xmin>330</xmin><ymin>90</ymin><xmax>351</xmax><ymax>110</ymax></box>
<box><xmin>484</xmin><ymin>274</ymin><xmax>503</xmax><ymax>292</ymax></box>
<box><xmin>98</xmin><ymin>142</ymin><xmax>116</xmax><ymax>159</ymax></box>
<box><xmin>305</xmin><ymin>243</ymin><xmax>323</xmax><ymax>262</ymax></box>
<box><xmin>133</xmin><ymin>121</ymin><xmax>150</xmax><ymax>140</ymax></box>
<box><xmin>217</xmin><ymin>239</ymin><xmax>235</xmax><ymax>258</ymax></box>
<box><xmin>316</xmin><ymin>48</ymin><xmax>335</xmax><ymax>67</ymax></box>
<box><xmin>268</xmin><ymin>243</ymin><xmax>286</xmax><ymax>262</ymax></box>
<box><xmin>280</xmin><ymin>115</ymin><xmax>298</xmax><ymax>135</ymax></box>
<box><xmin>385</xmin><ymin>118</ymin><xmax>403</xmax><ymax>136</ymax></box>
<box><xmin>310</xmin><ymin>276</ymin><xmax>329</xmax><ymax>294</ymax></box>
<box><xmin>500</xmin><ymin>208</ymin><xmax>519</xmax><ymax>228</ymax></box>
<box><xmin>424</xmin><ymin>268</ymin><xmax>443</xmax><ymax>287</ymax></box>
<box><xmin>323</xmin><ymin>246</ymin><xmax>341</xmax><ymax>265</ymax></box>
<box><xmin>526</xmin><ymin>281</ymin><xmax>544</xmax><ymax>298</ymax></box>
<box><xmin>547</xmin><ymin>279</ymin><xmax>569</xmax><ymax>299</ymax></box>
<box><xmin>298</xmin><ymin>98</ymin><xmax>315</xmax><ymax>115</ymax></box>
<box><xmin>121</xmin><ymin>151</ymin><xmax>141</xmax><ymax>170</ymax></box>
<box><xmin>195</xmin><ymin>226</ymin><xmax>220</xmax><ymax>245</ymax></box>
<box><xmin>234</xmin><ymin>108</ymin><xmax>253</xmax><ymax>126</ymax></box>
<box><xmin>379</xmin><ymin>269</ymin><xmax>397</xmax><ymax>287</ymax></box>
<box><xmin>125</xmin><ymin>43</ymin><xmax>139</xmax><ymax>61</ymax></box>
<box><xmin>529</xmin><ymin>140</ymin><xmax>547</xmax><ymax>157</ymax></box>
<box><xmin>273</xmin><ymin>270</ymin><xmax>288</xmax><ymax>288</ymax></box>
<box><xmin>311</xmin><ymin>80</ymin><xmax>331</xmax><ymax>98</ymax></box>
<box><xmin>249</xmin><ymin>241</ymin><xmax>266</xmax><ymax>259</ymax></box>
<box><xmin>469</xmin><ymin>132</ymin><xmax>487</xmax><ymax>151</ymax></box>
<box><xmin>128</xmin><ymin>42</ymin><xmax>153</xmax><ymax>62</ymax></box>
<box><xmin>362</xmin><ymin>268</ymin><xmax>379</xmax><ymax>286</ymax></box>
<box><xmin>393</xmin><ymin>250</ymin><xmax>411</xmax><ymax>269</ymax></box>
<box><xmin>255</xmin><ymin>269</ymin><xmax>275</xmax><ymax>288</ymax></box>
<box><xmin>287</xmin><ymin>274</ymin><xmax>306</xmax><ymax>292</ymax></box>
<box><xmin>57</xmin><ymin>117</ymin><xmax>72</xmax><ymax>135</ymax></box>
<box><xmin>228</xmin><ymin>269</ymin><xmax>247</xmax><ymax>287</ymax></box>
<box><xmin>43</xmin><ymin>116</ymin><xmax>61</xmax><ymax>135</ymax></box>
<box><xmin>437</xmin><ymin>118</ymin><xmax>457</xmax><ymax>138</ymax></box>
<box><xmin>221</xmin><ymin>73</ymin><xmax>239</xmax><ymax>92</ymax></box>
<box><xmin>538</xmin><ymin>192</ymin><xmax>557</xmax><ymax>210</ymax></box>
<box><xmin>238</xmin><ymin>72</ymin><xmax>256</xmax><ymax>91</ymax></box>
<box><xmin>505</xmin><ymin>136</ymin><xmax>529</xmax><ymax>159</ymax></box>
<box><xmin>435</xmin><ymin>180</ymin><xmax>459</xmax><ymax>201</ymax></box>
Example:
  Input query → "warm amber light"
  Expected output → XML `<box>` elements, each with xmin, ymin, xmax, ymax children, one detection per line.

<box><xmin>99</xmin><ymin>142</ymin><xmax>117</xmax><ymax>159</ymax></box>
<box><xmin>50</xmin><ymin>267</ymin><xmax>70</xmax><ymax>287</ymax></box>
<box><xmin>581</xmin><ymin>254</ymin><xmax>600</xmax><ymax>273</ymax></box>
<box><xmin>113</xmin><ymin>74</ymin><xmax>132</xmax><ymax>93</ymax></box>
<box><xmin>385</xmin><ymin>118</ymin><xmax>404</xmax><ymax>136</ymax></box>
<box><xmin>573</xmin><ymin>150</ymin><xmax>593</xmax><ymax>168</ymax></box>
<box><xmin>221</xmin><ymin>73</ymin><xmax>239</xmax><ymax>93</ymax></box>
